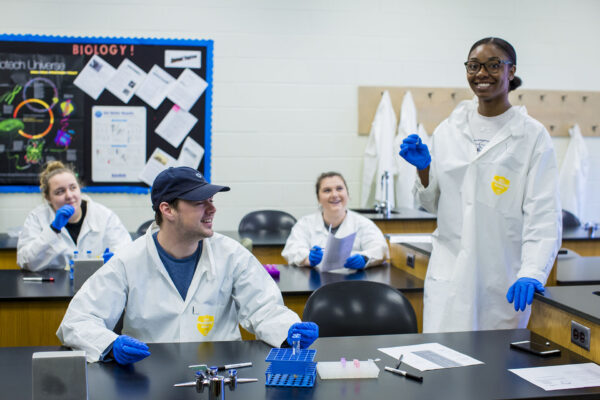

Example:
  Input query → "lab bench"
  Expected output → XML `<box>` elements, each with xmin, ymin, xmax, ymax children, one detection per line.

<box><xmin>529</xmin><ymin>285</ymin><xmax>600</xmax><ymax>364</ymax></box>
<box><xmin>2</xmin><ymin>329</ymin><xmax>599</xmax><ymax>399</ymax></box>
<box><xmin>0</xmin><ymin>263</ymin><xmax>424</xmax><ymax>347</ymax></box>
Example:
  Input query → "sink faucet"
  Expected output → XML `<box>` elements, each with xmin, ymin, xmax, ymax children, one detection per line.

<box><xmin>374</xmin><ymin>171</ymin><xmax>392</xmax><ymax>218</ymax></box>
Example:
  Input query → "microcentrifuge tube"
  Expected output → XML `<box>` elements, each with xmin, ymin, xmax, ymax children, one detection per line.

<box><xmin>291</xmin><ymin>333</ymin><xmax>301</xmax><ymax>355</ymax></box>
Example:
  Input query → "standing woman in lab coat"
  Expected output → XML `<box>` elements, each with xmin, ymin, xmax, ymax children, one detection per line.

<box><xmin>17</xmin><ymin>161</ymin><xmax>132</xmax><ymax>271</ymax></box>
<box><xmin>282</xmin><ymin>172</ymin><xmax>389</xmax><ymax>269</ymax></box>
<box><xmin>399</xmin><ymin>37</ymin><xmax>561</xmax><ymax>332</ymax></box>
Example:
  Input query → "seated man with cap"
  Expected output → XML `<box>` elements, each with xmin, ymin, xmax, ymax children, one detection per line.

<box><xmin>57</xmin><ymin>166</ymin><xmax>318</xmax><ymax>364</ymax></box>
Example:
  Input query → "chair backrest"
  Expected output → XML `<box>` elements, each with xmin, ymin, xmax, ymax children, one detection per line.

<box><xmin>238</xmin><ymin>210</ymin><xmax>297</xmax><ymax>236</ymax></box>
<box><xmin>136</xmin><ymin>219</ymin><xmax>154</xmax><ymax>237</ymax></box>
<box><xmin>302</xmin><ymin>281</ymin><xmax>417</xmax><ymax>337</ymax></box>
<box><xmin>562</xmin><ymin>210</ymin><xmax>581</xmax><ymax>229</ymax></box>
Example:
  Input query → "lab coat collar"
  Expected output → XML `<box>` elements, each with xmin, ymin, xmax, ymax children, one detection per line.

<box><xmin>145</xmin><ymin>224</ymin><xmax>216</xmax><ymax>306</ymax></box>
<box><xmin>450</xmin><ymin>99</ymin><xmax>527</xmax><ymax>160</ymax></box>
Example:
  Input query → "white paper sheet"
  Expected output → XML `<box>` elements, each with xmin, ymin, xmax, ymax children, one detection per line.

<box><xmin>177</xmin><ymin>137</ymin><xmax>204</xmax><ymax>169</ymax></box>
<box><xmin>167</xmin><ymin>68</ymin><xmax>208</xmax><ymax>111</ymax></box>
<box><xmin>378</xmin><ymin>343</ymin><xmax>484</xmax><ymax>371</ymax></box>
<box><xmin>155</xmin><ymin>105</ymin><xmax>198</xmax><ymax>148</ymax></box>
<box><xmin>165</xmin><ymin>50</ymin><xmax>202</xmax><ymax>69</ymax></box>
<box><xmin>509</xmin><ymin>363</ymin><xmax>600</xmax><ymax>391</ymax></box>
<box><xmin>91</xmin><ymin>106</ymin><xmax>147</xmax><ymax>182</ymax></box>
<box><xmin>73</xmin><ymin>55</ymin><xmax>116</xmax><ymax>100</ymax></box>
<box><xmin>135</xmin><ymin>65</ymin><xmax>175</xmax><ymax>109</ymax></box>
<box><xmin>138</xmin><ymin>148</ymin><xmax>177</xmax><ymax>186</ymax></box>
<box><xmin>320</xmin><ymin>231</ymin><xmax>356</xmax><ymax>272</ymax></box>
<box><xmin>106</xmin><ymin>59</ymin><xmax>147</xmax><ymax>103</ymax></box>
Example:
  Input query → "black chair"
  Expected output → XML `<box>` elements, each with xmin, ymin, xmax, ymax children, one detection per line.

<box><xmin>136</xmin><ymin>219</ymin><xmax>153</xmax><ymax>237</ymax></box>
<box><xmin>238</xmin><ymin>210</ymin><xmax>297</xmax><ymax>237</ymax></box>
<box><xmin>562</xmin><ymin>210</ymin><xmax>581</xmax><ymax>229</ymax></box>
<box><xmin>302</xmin><ymin>281</ymin><xmax>417</xmax><ymax>337</ymax></box>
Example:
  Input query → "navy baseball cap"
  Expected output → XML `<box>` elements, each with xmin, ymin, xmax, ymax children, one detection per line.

<box><xmin>151</xmin><ymin>167</ymin><xmax>230</xmax><ymax>211</ymax></box>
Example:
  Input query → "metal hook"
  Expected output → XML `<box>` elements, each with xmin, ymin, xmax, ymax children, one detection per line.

<box><xmin>450</xmin><ymin>92</ymin><xmax>456</xmax><ymax>100</ymax></box>
<box><xmin>540</xmin><ymin>94</ymin><xmax>545</xmax><ymax>101</ymax></box>
<box><xmin>518</xmin><ymin>94</ymin><xmax>523</xmax><ymax>101</ymax></box>
<box><xmin>583</xmin><ymin>96</ymin><xmax>588</xmax><ymax>102</ymax></box>
<box><xmin>593</xmin><ymin>125</ymin><xmax>598</xmax><ymax>133</ymax></box>
<box><xmin>561</xmin><ymin>95</ymin><xmax>567</xmax><ymax>102</ymax></box>
<box><xmin>427</xmin><ymin>92</ymin><xmax>433</xmax><ymax>99</ymax></box>
<box><xmin>549</xmin><ymin>125</ymin><xmax>555</xmax><ymax>131</ymax></box>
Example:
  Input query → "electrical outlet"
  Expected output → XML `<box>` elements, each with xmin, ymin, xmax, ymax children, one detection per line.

<box><xmin>406</xmin><ymin>254</ymin><xmax>415</xmax><ymax>268</ymax></box>
<box><xmin>571</xmin><ymin>321</ymin><xmax>591</xmax><ymax>350</ymax></box>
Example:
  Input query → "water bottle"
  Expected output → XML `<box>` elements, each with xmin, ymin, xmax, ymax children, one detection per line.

<box><xmin>86</xmin><ymin>250</ymin><xmax>92</xmax><ymax>259</ymax></box>
<box><xmin>70</xmin><ymin>250</ymin><xmax>79</xmax><ymax>280</ymax></box>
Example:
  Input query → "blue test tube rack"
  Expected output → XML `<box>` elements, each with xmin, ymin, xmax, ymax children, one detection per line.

<box><xmin>265</xmin><ymin>348</ymin><xmax>317</xmax><ymax>388</ymax></box>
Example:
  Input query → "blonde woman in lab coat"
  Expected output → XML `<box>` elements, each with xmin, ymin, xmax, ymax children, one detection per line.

<box><xmin>17</xmin><ymin>161</ymin><xmax>131</xmax><ymax>271</ymax></box>
<box><xmin>399</xmin><ymin>37</ymin><xmax>561</xmax><ymax>332</ymax></box>
<box><xmin>282</xmin><ymin>172</ymin><xmax>389</xmax><ymax>269</ymax></box>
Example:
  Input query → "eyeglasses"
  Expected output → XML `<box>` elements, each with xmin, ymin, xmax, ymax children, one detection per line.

<box><xmin>464</xmin><ymin>60</ymin><xmax>512</xmax><ymax>75</ymax></box>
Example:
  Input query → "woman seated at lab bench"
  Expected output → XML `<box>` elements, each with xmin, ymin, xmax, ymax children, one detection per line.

<box><xmin>282</xmin><ymin>171</ymin><xmax>389</xmax><ymax>269</ymax></box>
<box><xmin>17</xmin><ymin>161</ymin><xmax>132</xmax><ymax>271</ymax></box>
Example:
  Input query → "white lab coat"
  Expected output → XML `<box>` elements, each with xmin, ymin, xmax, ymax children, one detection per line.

<box><xmin>361</xmin><ymin>91</ymin><xmax>397</xmax><ymax>208</ymax></box>
<box><xmin>17</xmin><ymin>196</ymin><xmax>131</xmax><ymax>271</ymax></box>
<box><xmin>415</xmin><ymin>100</ymin><xmax>561</xmax><ymax>333</ymax></box>
<box><xmin>558</xmin><ymin>124</ymin><xmax>589</xmax><ymax>221</ymax></box>
<box><xmin>394</xmin><ymin>90</ymin><xmax>421</xmax><ymax>209</ymax></box>
<box><xmin>281</xmin><ymin>210</ymin><xmax>389</xmax><ymax>267</ymax></box>
<box><xmin>57</xmin><ymin>225</ymin><xmax>300</xmax><ymax>362</ymax></box>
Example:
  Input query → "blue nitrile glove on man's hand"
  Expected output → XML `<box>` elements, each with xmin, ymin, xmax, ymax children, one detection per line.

<box><xmin>112</xmin><ymin>335</ymin><xmax>151</xmax><ymax>365</ymax></box>
<box><xmin>102</xmin><ymin>248</ymin><xmax>114</xmax><ymax>264</ymax></box>
<box><xmin>308</xmin><ymin>246</ymin><xmax>323</xmax><ymax>267</ymax></box>
<box><xmin>51</xmin><ymin>204</ymin><xmax>75</xmax><ymax>231</ymax></box>
<box><xmin>287</xmin><ymin>322</ymin><xmax>319</xmax><ymax>349</ymax></box>
<box><xmin>506</xmin><ymin>277</ymin><xmax>545</xmax><ymax>312</ymax></box>
<box><xmin>344</xmin><ymin>254</ymin><xmax>367</xmax><ymax>270</ymax></box>
<box><xmin>399</xmin><ymin>134</ymin><xmax>431</xmax><ymax>170</ymax></box>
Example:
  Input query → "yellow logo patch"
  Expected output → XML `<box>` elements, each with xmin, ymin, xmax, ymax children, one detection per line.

<box><xmin>491</xmin><ymin>175</ymin><xmax>510</xmax><ymax>195</ymax></box>
<box><xmin>197</xmin><ymin>315</ymin><xmax>214</xmax><ymax>336</ymax></box>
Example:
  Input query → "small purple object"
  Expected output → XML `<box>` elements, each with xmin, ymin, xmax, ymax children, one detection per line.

<box><xmin>263</xmin><ymin>264</ymin><xmax>280</xmax><ymax>278</ymax></box>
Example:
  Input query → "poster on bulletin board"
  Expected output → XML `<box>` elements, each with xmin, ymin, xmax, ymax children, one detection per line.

<box><xmin>0</xmin><ymin>34</ymin><xmax>213</xmax><ymax>191</ymax></box>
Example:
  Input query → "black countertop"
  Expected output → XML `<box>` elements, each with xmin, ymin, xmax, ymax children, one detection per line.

<box><xmin>562</xmin><ymin>226</ymin><xmax>600</xmax><ymax>241</ymax></box>
<box><xmin>0</xmin><ymin>269</ymin><xmax>73</xmax><ymax>300</ymax></box>
<box><xmin>275</xmin><ymin>263</ymin><xmax>423</xmax><ymax>295</ymax></box>
<box><xmin>351</xmin><ymin>207</ymin><xmax>436</xmax><ymax>221</ymax></box>
<box><xmin>2</xmin><ymin>329</ymin><xmax>599</xmax><ymax>399</ymax></box>
<box><xmin>0</xmin><ymin>264</ymin><xmax>423</xmax><ymax>301</ymax></box>
<box><xmin>535</xmin><ymin>285</ymin><xmax>600</xmax><ymax>325</ymax></box>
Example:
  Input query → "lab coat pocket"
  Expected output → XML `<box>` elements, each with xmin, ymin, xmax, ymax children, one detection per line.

<box><xmin>475</xmin><ymin>163</ymin><xmax>523</xmax><ymax>214</ymax></box>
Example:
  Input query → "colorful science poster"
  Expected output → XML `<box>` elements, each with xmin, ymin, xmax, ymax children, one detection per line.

<box><xmin>0</xmin><ymin>35</ymin><xmax>213</xmax><ymax>188</ymax></box>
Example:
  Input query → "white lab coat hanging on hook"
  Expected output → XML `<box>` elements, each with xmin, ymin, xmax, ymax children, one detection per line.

<box><xmin>393</xmin><ymin>90</ymin><xmax>420</xmax><ymax>208</ymax></box>
<box><xmin>360</xmin><ymin>91</ymin><xmax>397</xmax><ymax>208</ymax></box>
<box><xmin>558</xmin><ymin>123</ymin><xmax>589</xmax><ymax>221</ymax></box>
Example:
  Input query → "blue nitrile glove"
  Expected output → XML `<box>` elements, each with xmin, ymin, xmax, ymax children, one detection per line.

<box><xmin>308</xmin><ymin>246</ymin><xmax>323</xmax><ymax>267</ymax></box>
<box><xmin>112</xmin><ymin>335</ymin><xmax>151</xmax><ymax>365</ymax></box>
<box><xmin>51</xmin><ymin>204</ymin><xmax>75</xmax><ymax>230</ymax></box>
<box><xmin>344</xmin><ymin>254</ymin><xmax>367</xmax><ymax>270</ymax></box>
<box><xmin>506</xmin><ymin>277</ymin><xmax>545</xmax><ymax>312</ymax></box>
<box><xmin>399</xmin><ymin>134</ymin><xmax>431</xmax><ymax>170</ymax></box>
<box><xmin>102</xmin><ymin>248</ymin><xmax>114</xmax><ymax>264</ymax></box>
<box><xmin>287</xmin><ymin>322</ymin><xmax>319</xmax><ymax>349</ymax></box>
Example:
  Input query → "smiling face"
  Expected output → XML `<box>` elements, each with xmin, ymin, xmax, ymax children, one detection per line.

<box><xmin>170</xmin><ymin>197</ymin><xmax>216</xmax><ymax>240</ymax></box>
<box><xmin>467</xmin><ymin>43</ymin><xmax>515</xmax><ymax>106</ymax></box>
<box><xmin>317</xmin><ymin>175</ymin><xmax>349</xmax><ymax>214</ymax></box>
<box><xmin>46</xmin><ymin>172</ymin><xmax>82</xmax><ymax>217</ymax></box>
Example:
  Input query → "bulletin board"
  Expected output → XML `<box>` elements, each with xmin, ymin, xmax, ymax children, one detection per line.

<box><xmin>0</xmin><ymin>34</ymin><xmax>213</xmax><ymax>191</ymax></box>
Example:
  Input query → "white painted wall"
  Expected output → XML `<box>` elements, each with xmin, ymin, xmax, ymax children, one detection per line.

<box><xmin>1</xmin><ymin>0</ymin><xmax>600</xmax><ymax>233</ymax></box>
